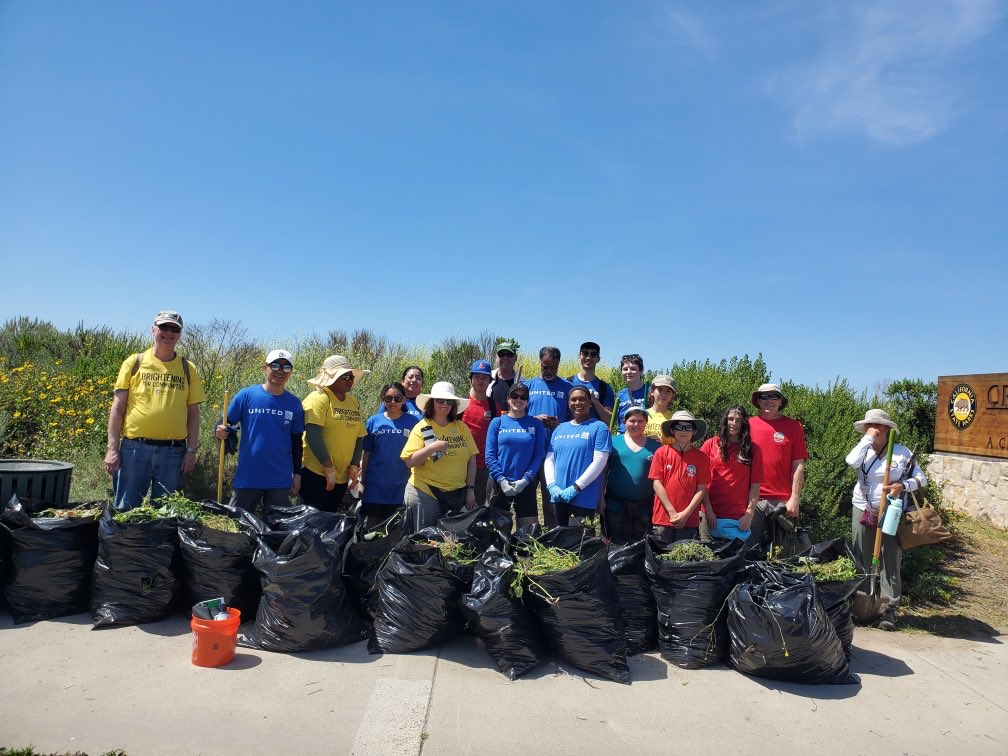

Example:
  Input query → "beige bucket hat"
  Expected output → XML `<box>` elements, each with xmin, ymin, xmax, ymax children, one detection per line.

<box><xmin>751</xmin><ymin>383</ymin><xmax>788</xmax><ymax>411</ymax></box>
<box><xmin>416</xmin><ymin>381</ymin><xmax>470</xmax><ymax>414</ymax></box>
<box><xmin>660</xmin><ymin>409</ymin><xmax>707</xmax><ymax>440</ymax></box>
<box><xmin>307</xmin><ymin>355</ymin><xmax>370</xmax><ymax>389</ymax></box>
<box><xmin>854</xmin><ymin>408</ymin><xmax>900</xmax><ymax>436</ymax></box>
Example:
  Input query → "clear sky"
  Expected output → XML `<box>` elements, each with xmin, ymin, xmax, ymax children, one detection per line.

<box><xmin>1</xmin><ymin>1</ymin><xmax>1005</xmax><ymax>393</ymax></box>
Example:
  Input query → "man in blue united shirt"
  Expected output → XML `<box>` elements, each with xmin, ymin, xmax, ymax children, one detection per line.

<box><xmin>526</xmin><ymin>346</ymin><xmax>572</xmax><ymax>527</ymax></box>
<box><xmin>215</xmin><ymin>349</ymin><xmax>305</xmax><ymax>518</ymax></box>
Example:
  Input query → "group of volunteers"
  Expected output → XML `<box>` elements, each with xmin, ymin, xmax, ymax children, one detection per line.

<box><xmin>104</xmin><ymin>310</ymin><xmax>926</xmax><ymax>630</ymax></box>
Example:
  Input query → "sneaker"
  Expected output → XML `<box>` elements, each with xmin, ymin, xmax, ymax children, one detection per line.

<box><xmin>878</xmin><ymin>609</ymin><xmax>897</xmax><ymax>632</ymax></box>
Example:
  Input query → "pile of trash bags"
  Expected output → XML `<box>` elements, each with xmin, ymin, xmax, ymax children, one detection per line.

<box><xmin>1</xmin><ymin>493</ymin><xmax>864</xmax><ymax>686</ymax></box>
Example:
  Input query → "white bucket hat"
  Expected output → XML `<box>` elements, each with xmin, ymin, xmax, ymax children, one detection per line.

<box><xmin>307</xmin><ymin>355</ymin><xmax>370</xmax><ymax>389</ymax></box>
<box><xmin>751</xmin><ymin>383</ymin><xmax>788</xmax><ymax>411</ymax></box>
<box><xmin>854</xmin><ymin>408</ymin><xmax>900</xmax><ymax>436</ymax></box>
<box><xmin>416</xmin><ymin>381</ymin><xmax>470</xmax><ymax>414</ymax></box>
<box><xmin>660</xmin><ymin>410</ymin><xmax>707</xmax><ymax>440</ymax></box>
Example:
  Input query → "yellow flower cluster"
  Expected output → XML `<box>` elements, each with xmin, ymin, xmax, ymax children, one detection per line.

<box><xmin>0</xmin><ymin>360</ymin><xmax>109</xmax><ymax>457</ymax></box>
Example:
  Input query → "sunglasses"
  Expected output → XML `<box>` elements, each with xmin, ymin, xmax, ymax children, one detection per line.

<box><xmin>157</xmin><ymin>324</ymin><xmax>182</xmax><ymax>334</ymax></box>
<box><xmin>433</xmin><ymin>398</ymin><xmax>454</xmax><ymax>405</ymax></box>
<box><xmin>672</xmin><ymin>423</ymin><xmax>695</xmax><ymax>432</ymax></box>
<box><xmin>383</xmin><ymin>394</ymin><xmax>405</xmax><ymax>403</ymax></box>
<box><xmin>580</xmin><ymin>350</ymin><xmax>599</xmax><ymax>358</ymax></box>
<box><xmin>337</xmin><ymin>373</ymin><xmax>355</xmax><ymax>381</ymax></box>
<box><xmin>509</xmin><ymin>393</ymin><xmax>529</xmax><ymax>401</ymax></box>
<box><xmin>267</xmin><ymin>362</ymin><xmax>293</xmax><ymax>373</ymax></box>
<box><xmin>757</xmin><ymin>393</ymin><xmax>782</xmax><ymax>401</ymax></box>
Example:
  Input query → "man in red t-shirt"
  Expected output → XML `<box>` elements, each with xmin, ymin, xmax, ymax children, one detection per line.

<box><xmin>648</xmin><ymin>411</ymin><xmax>711</xmax><ymax>544</ymax></box>
<box><xmin>460</xmin><ymin>360</ymin><xmax>493</xmax><ymax>505</ymax></box>
<box><xmin>748</xmin><ymin>383</ymin><xmax>808</xmax><ymax>556</ymax></box>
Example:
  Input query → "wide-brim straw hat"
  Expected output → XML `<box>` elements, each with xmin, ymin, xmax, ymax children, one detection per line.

<box><xmin>751</xmin><ymin>383</ymin><xmax>788</xmax><ymax>411</ymax></box>
<box><xmin>854</xmin><ymin>408</ymin><xmax>900</xmax><ymax>436</ymax></box>
<box><xmin>417</xmin><ymin>381</ymin><xmax>470</xmax><ymax>414</ymax></box>
<box><xmin>307</xmin><ymin>355</ymin><xmax>370</xmax><ymax>389</ymax></box>
<box><xmin>660</xmin><ymin>410</ymin><xmax>707</xmax><ymax>440</ymax></box>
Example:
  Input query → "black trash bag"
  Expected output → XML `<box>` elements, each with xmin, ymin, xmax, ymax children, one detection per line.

<box><xmin>240</xmin><ymin>523</ymin><xmax>363</xmax><ymax>652</ymax></box>
<box><xmin>515</xmin><ymin>528</ymin><xmax>629</xmax><ymax>684</ymax></box>
<box><xmin>177</xmin><ymin>501</ymin><xmax>264</xmax><ymax>621</ymax></box>
<box><xmin>460</xmin><ymin>547</ymin><xmax>548</xmax><ymax>680</ymax></box>
<box><xmin>511</xmin><ymin>523</ymin><xmax>593</xmax><ymax>555</ymax></box>
<box><xmin>413</xmin><ymin>526</ymin><xmax>481</xmax><ymax>588</ymax></box>
<box><xmin>0</xmin><ymin>495</ymin><xmax>101</xmax><ymax>623</ymax></box>
<box><xmin>342</xmin><ymin>510</ymin><xmax>409</xmax><ymax>623</ymax></box>
<box><xmin>727</xmin><ymin>562</ymin><xmax>859</xmax><ymax>685</ymax></box>
<box><xmin>367</xmin><ymin>536</ymin><xmax>469</xmax><ymax>654</ymax></box>
<box><xmin>608</xmin><ymin>539</ymin><xmax>658</xmax><ymax>656</ymax></box>
<box><xmin>783</xmin><ymin>538</ymin><xmax>863</xmax><ymax>658</ymax></box>
<box><xmin>437</xmin><ymin>506</ymin><xmax>513</xmax><ymax>552</ymax></box>
<box><xmin>265</xmin><ymin>503</ymin><xmax>352</xmax><ymax>534</ymax></box>
<box><xmin>644</xmin><ymin>537</ymin><xmax>746</xmax><ymax>669</ymax></box>
<box><xmin>91</xmin><ymin>506</ymin><xmax>180</xmax><ymax>628</ymax></box>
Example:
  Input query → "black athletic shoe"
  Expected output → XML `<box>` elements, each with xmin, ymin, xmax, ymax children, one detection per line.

<box><xmin>878</xmin><ymin>609</ymin><xmax>897</xmax><ymax>632</ymax></box>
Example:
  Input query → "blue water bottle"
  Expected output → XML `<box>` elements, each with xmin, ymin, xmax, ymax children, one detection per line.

<box><xmin>881</xmin><ymin>495</ymin><xmax>904</xmax><ymax>536</ymax></box>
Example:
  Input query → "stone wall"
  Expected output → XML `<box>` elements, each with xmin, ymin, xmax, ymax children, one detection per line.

<box><xmin>928</xmin><ymin>452</ymin><xmax>1008</xmax><ymax>528</ymax></box>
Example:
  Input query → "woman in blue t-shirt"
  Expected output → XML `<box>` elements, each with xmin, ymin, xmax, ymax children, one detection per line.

<box><xmin>544</xmin><ymin>386</ymin><xmax>612</xmax><ymax>526</ymax></box>
<box><xmin>361</xmin><ymin>382</ymin><xmax>419</xmax><ymax>527</ymax></box>
<box><xmin>485</xmin><ymin>383</ymin><xmax>546</xmax><ymax>527</ymax></box>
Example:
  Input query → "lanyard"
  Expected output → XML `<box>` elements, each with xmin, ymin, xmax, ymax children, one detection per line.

<box><xmin>861</xmin><ymin>448</ymin><xmax>885</xmax><ymax>505</ymax></box>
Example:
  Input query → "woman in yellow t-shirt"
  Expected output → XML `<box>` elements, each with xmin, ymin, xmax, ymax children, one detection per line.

<box><xmin>300</xmin><ymin>355</ymin><xmax>370</xmax><ymax>512</ymax></box>
<box><xmin>645</xmin><ymin>374</ymin><xmax>677</xmax><ymax>442</ymax></box>
<box><xmin>401</xmin><ymin>381</ymin><xmax>479</xmax><ymax>530</ymax></box>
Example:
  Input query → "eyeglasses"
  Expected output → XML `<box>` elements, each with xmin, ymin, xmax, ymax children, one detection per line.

<box><xmin>383</xmin><ymin>394</ymin><xmax>404</xmax><ymax>403</ymax></box>
<box><xmin>433</xmin><ymin>398</ymin><xmax>454</xmax><ymax>405</ymax></box>
<box><xmin>509</xmin><ymin>393</ymin><xmax>529</xmax><ymax>401</ymax></box>
<box><xmin>757</xmin><ymin>393</ymin><xmax>782</xmax><ymax>401</ymax></box>
<box><xmin>580</xmin><ymin>350</ymin><xmax>599</xmax><ymax>358</ymax></box>
<box><xmin>267</xmin><ymin>362</ymin><xmax>293</xmax><ymax>373</ymax></box>
<box><xmin>672</xmin><ymin>423</ymin><xmax>695</xmax><ymax>432</ymax></box>
<box><xmin>157</xmin><ymin>324</ymin><xmax>181</xmax><ymax>334</ymax></box>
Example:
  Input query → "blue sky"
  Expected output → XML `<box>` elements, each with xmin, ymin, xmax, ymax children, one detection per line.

<box><xmin>1</xmin><ymin>1</ymin><xmax>1005</xmax><ymax>393</ymax></box>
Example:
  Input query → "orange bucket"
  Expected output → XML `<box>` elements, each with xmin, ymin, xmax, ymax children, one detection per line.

<box><xmin>191</xmin><ymin>608</ymin><xmax>241</xmax><ymax>667</ymax></box>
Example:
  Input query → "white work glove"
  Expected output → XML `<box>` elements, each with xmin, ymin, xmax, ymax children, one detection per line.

<box><xmin>498</xmin><ymin>480</ymin><xmax>517</xmax><ymax>497</ymax></box>
<box><xmin>513</xmin><ymin>477</ymin><xmax>530</xmax><ymax>494</ymax></box>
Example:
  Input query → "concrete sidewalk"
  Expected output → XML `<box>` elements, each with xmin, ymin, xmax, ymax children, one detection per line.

<box><xmin>0</xmin><ymin>611</ymin><xmax>1005</xmax><ymax>755</ymax></box>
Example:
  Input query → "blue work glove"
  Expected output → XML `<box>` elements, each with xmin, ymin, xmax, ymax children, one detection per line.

<box><xmin>559</xmin><ymin>485</ymin><xmax>579</xmax><ymax>503</ymax></box>
<box><xmin>547</xmin><ymin>484</ymin><xmax>563</xmax><ymax>502</ymax></box>
<box><xmin>513</xmin><ymin>477</ymin><xmax>530</xmax><ymax>494</ymax></box>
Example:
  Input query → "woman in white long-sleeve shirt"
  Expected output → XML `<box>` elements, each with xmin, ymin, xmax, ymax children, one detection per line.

<box><xmin>845</xmin><ymin>408</ymin><xmax>926</xmax><ymax>631</ymax></box>
<box><xmin>544</xmin><ymin>386</ymin><xmax>612</xmax><ymax>526</ymax></box>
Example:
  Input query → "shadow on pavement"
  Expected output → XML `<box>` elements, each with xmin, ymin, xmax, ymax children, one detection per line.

<box><xmin>739</xmin><ymin>673</ymin><xmax>863</xmax><ymax>699</ymax></box>
<box><xmin>897</xmin><ymin>613</ymin><xmax>1004</xmax><ymax>642</ymax></box>
<box><xmin>848</xmin><ymin>645</ymin><xmax>914</xmax><ymax>678</ymax></box>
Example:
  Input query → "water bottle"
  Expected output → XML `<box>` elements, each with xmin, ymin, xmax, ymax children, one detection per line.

<box><xmin>881</xmin><ymin>495</ymin><xmax>904</xmax><ymax>536</ymax></box>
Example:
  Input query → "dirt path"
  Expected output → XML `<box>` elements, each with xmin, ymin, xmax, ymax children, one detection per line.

<box><xmin>901</xmin><ymin>517</ymin><xmax>1008</xmax><ymax>638</ymax></box>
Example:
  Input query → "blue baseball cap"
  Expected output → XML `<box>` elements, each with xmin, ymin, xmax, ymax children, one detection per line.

<box><xmin>470</xmin><ymin>359</ymin><xmax>492</xmax><ymax>376</ymax></box>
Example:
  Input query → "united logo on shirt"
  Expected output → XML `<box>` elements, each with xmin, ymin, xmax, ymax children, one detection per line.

<box><xmin>686</xmin><ymin>464</ymin><xmax>697</xmax><ymax>477</ymax></box>
<box><xmin>284</xmin><ymin>410</ymin><xmax>294</xmax><ymax>427</ymax></box>
<box><xmin>773</xmin><ymin>432</ymin><xmax>786</xmax><ymax>443</ymax></box>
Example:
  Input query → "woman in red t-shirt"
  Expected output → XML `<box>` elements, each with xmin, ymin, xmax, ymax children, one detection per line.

<box><xmin>700</xmin><ymin>405</ymin><xmax>763</xmax><ymax>541</ymax></box>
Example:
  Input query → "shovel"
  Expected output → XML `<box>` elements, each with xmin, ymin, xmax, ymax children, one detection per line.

<box><xmin>851</xmin><ymin>428</ymin><xmax>895</xmax><ymax>623</ymax></box>
<box><xmin>216</xmin><ymin>391</ymin><xmax>229</xmax><ymax>504</ymax></box>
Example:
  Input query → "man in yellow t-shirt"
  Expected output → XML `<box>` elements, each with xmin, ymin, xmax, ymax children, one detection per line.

<box><xmin>104</xmin><ymin>310</ymin><xmax>206</xmax><ymax>510</ymax></box>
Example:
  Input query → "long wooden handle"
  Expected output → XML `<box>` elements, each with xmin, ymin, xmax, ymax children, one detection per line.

<box><xmin>871</xmin><ymin>429</ymin><xmax>897</xmax><ymax>567</ymax></box>
<box><xmin>216</xmin><ymin>392</ymin><xmax>228</xmax><ymax>503</ymax></box>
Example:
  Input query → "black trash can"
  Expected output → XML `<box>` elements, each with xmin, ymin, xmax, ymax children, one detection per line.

<box><xmin>0</xmin><ymin>459</ymin><xmax>74</xmax><ymax>507</ymax></box>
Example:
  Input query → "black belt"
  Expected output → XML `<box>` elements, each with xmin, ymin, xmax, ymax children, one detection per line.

<box><xmin>126</xmin><ymin>437</ymin><xmax>186</xmax><ymax>448</ymax></box>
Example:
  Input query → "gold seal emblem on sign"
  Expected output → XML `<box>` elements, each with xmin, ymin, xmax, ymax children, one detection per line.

<box><xmin>948</xmin><ymin>383</ymin><xmax>977</xmax><ymax>430</ymax></box>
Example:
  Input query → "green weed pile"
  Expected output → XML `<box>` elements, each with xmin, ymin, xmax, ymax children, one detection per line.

<box><xmin>35</xmin><ymin>505</ymin><xmax>102</xmax><ymax>520</ymax></box>
<box><xmin>111</xmin><ymin>491</ymin><xmax>239</xmax><ymax>532</ymax></box>
<box><xmin>509</xmin><ymin>540</ymin><xmax>581</xmax><ymax>598</ymax></box>
<box><xmin>658</xmin><ymin>542</ymin><xmax>716</xmax><ymax>562</ymax></box>
<box><xmin>796</xmin><ymin>555</ymin><xmax>858</xmax><ymax>582</ymax></box>
<box><xmin>427</xmin><ymin>536</ymin><xmax>478</xmax><ymax>565</ymax></box>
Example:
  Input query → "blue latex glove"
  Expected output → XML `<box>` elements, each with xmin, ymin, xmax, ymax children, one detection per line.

<box><xmin>559</xmin><ymin>485</ymin><xmax>579</xmax><ymax>503</ymax></box>
<box><xmin>547</xmin><ymin>484</ymin><xmax>563</xmax><ymax>502</ymax></box>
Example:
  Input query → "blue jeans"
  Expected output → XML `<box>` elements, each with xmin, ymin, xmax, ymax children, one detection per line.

<box><xmin>113</xmin><ymin>438</ymin><xmax>185</xmax><ymax>511</ymax></box>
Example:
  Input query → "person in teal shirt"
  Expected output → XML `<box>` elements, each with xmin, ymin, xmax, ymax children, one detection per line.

<box><xmin>604</xmin><ymin>405</ymin><xmax>660</xmax><ymax>543</ymax></box>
